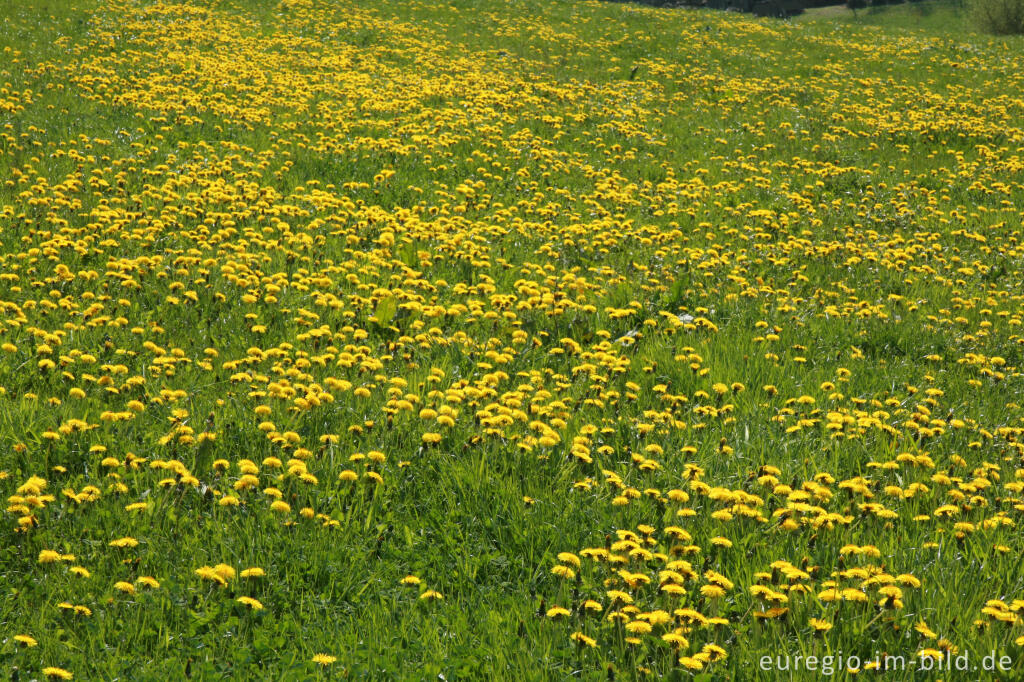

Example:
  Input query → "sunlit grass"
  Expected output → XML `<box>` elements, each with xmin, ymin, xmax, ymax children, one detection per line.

<box><xmin>1</xmin><ymin>0</ymin><xmax>1023</xmax><ymax>679</ymax></box>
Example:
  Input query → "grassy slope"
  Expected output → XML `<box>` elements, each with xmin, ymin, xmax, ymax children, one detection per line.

<box><xmin>798</xmin><ymin>0</ymin><xmax>976</xmax><ymax>34</ymax></box>
<box><xmin>0</xmin><ymin>0</ymin><xmax>1023</xmax><ymax>680</ymax></box>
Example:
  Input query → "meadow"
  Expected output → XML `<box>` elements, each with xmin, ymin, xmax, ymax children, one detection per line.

<box><xmin>1</xmin><ymin>0</ymin><xmax>1023</xmax><ymax>679</ymax></box>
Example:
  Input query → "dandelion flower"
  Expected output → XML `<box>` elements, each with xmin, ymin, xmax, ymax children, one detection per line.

<box><xmin>625</xmin><ymin>620</ymin><xmax>652</xmax><ymax>635</ymax></box>
<box><xmin>109</xmin><ymin>537</ymin><xmax>139</xmax><ymax>548</ymax></box>
<box><xmin>551</xmin><ymin>565</ymin><xmax>576</xmax><ymax>580</ymax></box>
<box><xmin>195</xmin><ymin>566</ymin><xmax>228</xmax><ymax>586</ymax></box>
<box><xmin>809</xmin><ymin>618</ymin><xmax>833</xmax><ymax>633</ymax></box>
<box><xmin>556</xmin><ymin>552</ymin><xmax>581</xmax><ymax>567</ymax></box>
<box><xmin>213</xmin><ymin>564</ymin><xmax>236</xmax><ymax>581</ymax></box>
<box><xmin>701</xmin><ymin>585</ymin><xmax>726</xmax><ymax>599</ymax></box>
<box><xmin>662</xmin><ymin>633</ymin><xmax>689</xmax><ymax>648</ymax></box>
<box><xmin>570</xmin><ymin>632</ymin><xmax>597</xmax><ymax>648</ymax></box>
<box><xmin>237</xmin><ymin>596</ymin><xmax>264</xmax><ymax>610</ymax></box>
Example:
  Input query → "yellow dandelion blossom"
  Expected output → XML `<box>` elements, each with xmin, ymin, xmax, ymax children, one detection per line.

<box><xmin>108</xmin><ymin>537</ymin><xmax>139</xmax><ymax>549</ymax></box>
<box><xmin>557</xmin><ymin>552</ymin><xmax>581</xmax><ymax>568</ymax></box>
<box><xmin>624</xmin><ymin>620</ymin><xmax>652</xmax><ymax>635</ymax></box>
<box><xmin>195</xmin><ymin>566</ymin><xmax>228</xmax><ymax>586</ymax></box>
<box><xmin>662</xmin><ymin>633</ymin><xmax>689</xmax><ymax>648</ymax></box>
<box><xmin>701</xmin><ymin>584</ymin><xmax>726</xmax><ymax>599</ymax></box>
<box><xmin>551</xmin><ymin>565</ymin><xmax>576</xmax><ymax>580</ymax></box>
<box><xmin>809</xmin><ymin>618</ymin><xmax>833</xmax><ymax>633</ymax></box>
<box><xmin>570</xmin><ymin>632</ymin><xmax>597</xmax><ymax>648</ymax></box>
<box><xmin>237</xmin><ymin>596</ymin><xmax>264</xmax><ymax>610</ymax></box>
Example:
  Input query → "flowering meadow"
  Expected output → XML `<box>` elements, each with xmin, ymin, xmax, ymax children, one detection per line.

<box><xmin>2</xmin><ymin>0</ymin><xmax>1024</xmax><ymax>678</ymax></box>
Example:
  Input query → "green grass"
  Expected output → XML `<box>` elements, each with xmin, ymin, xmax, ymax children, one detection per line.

<box><xmin>1</xmin><ymin>0</ymin><xmax>1023</xmax><ymax>679</ymax></box>
<box><xmin>798</xmin><ymin>0</ymin><xmax>976</xmax><ymax>33</ymax></box>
